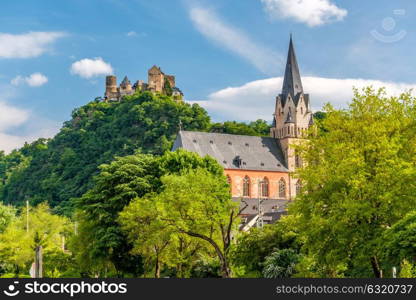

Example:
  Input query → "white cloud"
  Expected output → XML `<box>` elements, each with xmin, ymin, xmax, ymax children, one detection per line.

<box><xmin>0</xmin><ymin>31</ymin><xmax>66</xmax><ymax>58</ymax></box>
<box><xmin>70</xmin><ymin>57</ymin><xmax>113</xmax><ymax>79</ymax></box>
<box><xmin>0</xmin><ymin>123</ymin><xmax>59</xmax><ymax>154</ymax></box>
<box><xmin>189</xmin><ymin>6</ymin><xmax>283</xmax><ymax>74</ymax></box>
<box><xmin>126</xmin><ymin>31</ymin><xmax>137</xmax><ymax>37</ymax></box>
<box><xmin>0</xmin><ymin>88</ymin><xmax>59</xmax><ymax>153</ymax></box>
<box><xmin>191</xmin><ymin>76</ymin><xmax>416</xmax><ymax>122</ymax></box>
<box><xmin>261</xmin><ymin>0</ymin><xmax>347</xmax><ymax>27</ymax></box>
<box><xmin>0</xmin><ymin>101</ymin><xmax>30</xmax><ymax>131</ymax></box>
<box><xmin>0</xmin><ymin>101</ymin><xmax>31</xmax><ymax>153</ymax></box>
<box><xmin>11</xmin><ymin>73</ymin><xmax>48</xmax><ymax>87</ymax></box>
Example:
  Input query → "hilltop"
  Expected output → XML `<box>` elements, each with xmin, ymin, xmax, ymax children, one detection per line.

<box><xmin>0</xmin><ymin>91</ymin><xmax>270</xmax><ymax>215</ymax></box>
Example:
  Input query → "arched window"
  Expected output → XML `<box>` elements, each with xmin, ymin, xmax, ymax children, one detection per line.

<box><xmin>296</xmin><ymin>180</ymin><xmax>302</xmax><ymax>195</ymax></box>
<box><xmin>226</xmin><ymin>175</ymin><xmax>232</xmax><ymax>193</ymax></box>
<box><xmin>279</xmin><ymin>178</ymin><xmax>286</xmax><ymax>198</ymax></box>
<box><xmin>301</xmin><ymin>107</ymin><xmax>303</xmax><ymax>114</ymax></box>
<box><xmin>243</xmin><ymin>176</ymin><xmax>250</xmax><ymax>197</ymax></box>
<box><xmin>260</xmin><ymin>177</ymin><xmax>269</xmax><ymax>198</ymax></box>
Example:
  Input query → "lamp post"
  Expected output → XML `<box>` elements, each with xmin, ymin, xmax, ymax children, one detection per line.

<box><xmin>256</xmin><ymin>179</ymin><xmax>264</xmax><ymax>228</ymax></box>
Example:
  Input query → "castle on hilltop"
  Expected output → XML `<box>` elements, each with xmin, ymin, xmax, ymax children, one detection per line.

<box><xmin>104</xmin><ymin>65</ymin><xmax>184</xmax><ymax>102</ymax></box>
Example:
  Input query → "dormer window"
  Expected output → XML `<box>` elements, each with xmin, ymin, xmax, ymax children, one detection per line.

<box><xmin>233</xmin><ymin>156</ymin><xmax>242</xmax><ymax>168</ymax></box>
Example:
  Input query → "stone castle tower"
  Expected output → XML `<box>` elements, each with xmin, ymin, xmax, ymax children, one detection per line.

<box><xmin>270</xmin><ymin>36</ymin><xmax>313</xmax><ymax>199</ymax></box>
<box><xmin>104</xmin><ymin>65</ymin><xmax>183</xmax><ymax>102</ymax></box>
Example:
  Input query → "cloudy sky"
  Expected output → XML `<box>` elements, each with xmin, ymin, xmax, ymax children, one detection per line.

<box><xmin>1</xmin><ymin>0</ymin><xmax>416</xmax><ymax>153</ymax></box>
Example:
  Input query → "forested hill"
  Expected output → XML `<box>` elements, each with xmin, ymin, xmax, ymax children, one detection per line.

<box><xmin>0</xmin><ymin>92</ymin><xmax>271</xmax><ymax>215</ymax></box>
<box><xmin>0</xmin><ymin>92</ymin><xmax>211</xmax><ymax>214</ymax></box>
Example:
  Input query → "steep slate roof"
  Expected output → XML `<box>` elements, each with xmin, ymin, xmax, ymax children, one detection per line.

<box><xmin>281</xmin><ymin>35</ymin><xmax>303</xmax><ymax>99</ymax></box>
<box><xmin>279</xmin><ymin>36</ymin><xmax>310</xmax><ymax>108</ymax></box>
<box><xmin>172</xmin><ymin>131</ymin><xmax>288</xmax><ymax>172</ymax></box>
<box><xmin>121</xmin><ymin>76</ymin><xmax>131</xmax><ymax>86</ymax></box>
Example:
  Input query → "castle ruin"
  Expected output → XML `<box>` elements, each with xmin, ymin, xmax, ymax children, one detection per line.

<box><xmin>104</xmin><ymin>65</ymin><xmax>183</xmax><ymax>102</ymax></box>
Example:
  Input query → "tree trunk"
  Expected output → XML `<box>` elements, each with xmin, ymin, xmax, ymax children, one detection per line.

<box><xmin>155</xmin><ymin>256</ymin><xmax>161</xmax><ymax>278</ymax></box>
<box><xmin>220</xmin><ymin>259</ymin><xmax>231</xmax><ymax>278</ymax></box>
<box><xmin>183</xmin><ymin>230</ymin><xmax>232</xmax><ymax>278</ymax></box>
<box><xmin>371</xmin><ymin>256</ymin><xmax>382</xmax><ymax>278</ymax></box>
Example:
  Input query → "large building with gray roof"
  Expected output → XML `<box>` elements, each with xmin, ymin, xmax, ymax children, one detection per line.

<box><xmin>173</xmin><ymin>36</ymin><xmax>312</xmax><ymax>229</ymax></box>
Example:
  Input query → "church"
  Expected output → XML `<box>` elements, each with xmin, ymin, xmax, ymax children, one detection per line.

<box><xmin>172</xmin><ymin>36</ymin><xmax>313</xmax><ymax>229</ymax></box>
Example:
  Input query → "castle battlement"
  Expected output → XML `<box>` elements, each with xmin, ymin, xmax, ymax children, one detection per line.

<box><xmin>104</xmin><ymin>65</ymin><xmax>183</xmax><ymax>102</ymax></box>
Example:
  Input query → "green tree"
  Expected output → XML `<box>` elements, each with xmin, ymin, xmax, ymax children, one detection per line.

<box><xmin>75</xmin><ymin>149</ymin><xmax>224</xmax><ymax>277</ymax></box>
<box><xmin>0</xmin><ymin>203</ymin><xmax>16</xmax><ymax>233</ymax></box>
<box><xmin>230</xmin><ymin>215</ymin><xmax>300</xmax><ymax>277</ymax></box>
<box><xmin>120</xmin><ymin>168</ymin><xmax>239</xmax><ymax>278</ymax></box>
<box><xmin>262</xmin><ymin>249</ymin><xmax>300</xmax><ymax>278</ymax></box>
<box><xmin>209</xmin><ymin>120</ymin><xmax>270</xmax><ymax>136</ymax></box>
<box><xmin>399</xmin><ymin>260</ymin><xmax>415</xmax><ymax>278</ymax></box>
<box><xmin>292</xmin><ymin>88</ymin><xmax>416</xmax><ymax>277</ymax></box>
<box><xmin>75</xmin><ymin>154</ymin><xmax>157</xmax><ymax>277</ymax></box>
<box><xmin>119</xmin><ymin>195</ymin><xmax>210</xmax><ymax>277</ymax></box>
<box><xmin>383</xmin><ymin>211</ymin><xmax>416</xmax><ymax>270</ymax></box>
<box><xmin>0</xmin><ymin>203</ymin><xmax>71</xmax><ymax>276</ymax></box>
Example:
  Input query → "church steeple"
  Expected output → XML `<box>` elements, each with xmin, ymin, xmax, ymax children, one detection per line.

<box><xmin>281</xmin><ymin>35</ymin><xmax>303</xmax><ymax>98</ymax></box>
<box><xmin>270</xmin><ymin>34</ymin><xmax>313</xmax><ymax>201</ymax></box>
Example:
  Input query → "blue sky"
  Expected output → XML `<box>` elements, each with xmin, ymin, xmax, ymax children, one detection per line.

<box><xmin>1</xmin><ymin>0</ymin><xmax>416</xmax><ymax>152</ymax></box>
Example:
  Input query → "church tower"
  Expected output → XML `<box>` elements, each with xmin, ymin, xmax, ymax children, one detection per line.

<box><xmin>271</xmin><ymin>35</ymin><xmax>313</xmax><ymax>199</ymax></box>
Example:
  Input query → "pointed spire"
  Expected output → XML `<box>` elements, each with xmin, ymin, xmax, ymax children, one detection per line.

<box><xmin>121</xmin><ymin>76</ymin><xmax>131</xmax><ymax>86</ymax></box>
<box><xmin>281</xmin><ymin>35</ymin><xmax>303</xmax><ymax>98</ymax></box>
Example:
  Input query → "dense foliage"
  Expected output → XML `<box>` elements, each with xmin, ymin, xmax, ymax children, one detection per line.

<box><xmin>0</xmin><ymin>93</ymin><xmax>270</xmax><ymax>215</ymax></box>
<box><xmin>230</xmin><ymin>215</ymin><xmax>300</xmax><ymax>277</ymax></box>
<box><xmin>292</xmin><ymin>88</ymin><xmax>416</xmax><ymax>277</ymax></box>
<box><xmin>2</xmin><ymin>87</ymin><xmax>416</xmax><ymax>278</ymax></box>
<box><xmin>0</xmin><ymin>203</ymin><xmax>74</xmax><ymax>277</ymax></box>
<box><xmin>209</xmin><ymin>119</ymin><xmax>270</xmax><ymax>136</ymax></box>
<box><xmin>74</xmin><ymin>149</ymin><xmax>225</xmax><ymax>277</ymax></box>
<box><xmin>120</xmin><ymin>168</ymin><xmax>238</xmax><ymax>277</ymax></box>
<box><xmin>1</xmin><ymin>92</ymin><xmax>210</xmax><ymax>214</ymax></box>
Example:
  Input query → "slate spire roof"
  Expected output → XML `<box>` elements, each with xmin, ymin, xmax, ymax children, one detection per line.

<box><xmin>121</xmin><ymin>76</ymin><xmax>131</xmax><ymax>86</ymax></box>
<box><xmin>281</xmin><ymin>35</ymin><xmax>303</xmax><ymax>99</ymax></box>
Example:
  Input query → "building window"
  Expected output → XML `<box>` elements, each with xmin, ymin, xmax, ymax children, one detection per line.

<box><xmin>226</xmin><ymin>175</ymin><xmax>232</xmax><ymax>193</ymax></box>
<box><xmin>260</xmin><ymin>177</ymin><xmax>269</xmax><ymax>198</ymax></box>
<box><xmin>243</xmin><ymin>176</ymin><xmax>250</xmax><ymax>197</ymax></box>
<box><xmin>296</xmin><ymin>180</ymin><xmax>302</xmax><ymax>195</ymax></box>
<box><xmin>301</xmin><ymin>107</ymin><xmax>303</xmax><ymax>114</ymax></box>
<box><xmin>279</xmin><ymin>178</ymin><xmax>286</xmax><ymax>198</ymax></box>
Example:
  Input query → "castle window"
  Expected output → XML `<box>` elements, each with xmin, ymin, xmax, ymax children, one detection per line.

<box><xmin>260</xmin><ymin>177</ymin><xmax>269</xmax><ymax>198</ymax></box>
<box><xmin>279</xmin><ymin>178</ymin><xmax>286</xmax><ymax>198</ymax></box>
<box><xmin>296</xmin><ymin>180</ymin><xmax>302</xmax><ymax>195</ymax></box>
<box><xmin>301</xmin><ymin>107</ymin><xmax>303</xmax><ymax>114</ymax></box>
<box><xmin>243</xmin><ymin>176</ymin><xmax>250</xmax><ymax>197</ymax></box>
